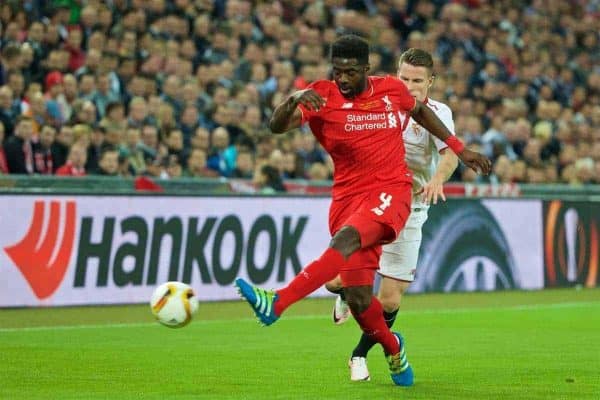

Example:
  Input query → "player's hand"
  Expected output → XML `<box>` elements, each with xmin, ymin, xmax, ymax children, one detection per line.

<box><xmin>420</xmin><ymin>176</ymin><xmax>446</xmax><ymax>205</ymax></box>
<box><xmin>287</xmin><ymin>89</ymin><xmax>326</xmax><ymax>112</ymax></box>
<box><xmin>458</xmin><ymin>148</ymin><xmax>492</xmax><ymax>175</ymax></box>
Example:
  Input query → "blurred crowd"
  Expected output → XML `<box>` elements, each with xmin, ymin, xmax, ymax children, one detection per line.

<box><xmin>0</xmin><ymin>0</ymin><xmax>598</xmax><ymax>191</ymax></box>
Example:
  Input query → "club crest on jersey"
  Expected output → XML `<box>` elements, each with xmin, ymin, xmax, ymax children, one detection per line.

<box><xmin>412</xmin><ymin>122</ymin><xmax>423</xmax><ymax>137</ymax></box>
<box><xmin>382</xmin><ymin>95</ymin><xmax>393</xmax><ymax>111</ymax></box>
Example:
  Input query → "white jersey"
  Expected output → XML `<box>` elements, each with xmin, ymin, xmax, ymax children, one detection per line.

<box><xmin>402</xmin><ymin>97</ymin><xmax>455</xmax><ymax>208</ymax></box>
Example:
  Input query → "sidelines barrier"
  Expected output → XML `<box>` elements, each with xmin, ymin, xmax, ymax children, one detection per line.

<box><xmin>0</xmin><ymin>194</ymin><xmax>597</xmax><ymax>307</ymax></box>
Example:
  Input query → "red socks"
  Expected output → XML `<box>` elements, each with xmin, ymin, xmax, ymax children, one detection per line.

<box><xmin>274</xmin><ymin>247</ymin><xmax>345</xmax><ymax>316</ymax></box>
<box><xmin>273</xmin><ymin>246</ymin><xmax>398</xmax><ymax>356</ymax></box>
<box><xmin>352</xmin><ymin>297</ymin><xmax>400</xmax><ymax>355</ymax></box>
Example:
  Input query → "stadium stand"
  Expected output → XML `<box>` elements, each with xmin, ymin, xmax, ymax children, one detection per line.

<box><xmin>0</xmin><ymin>0</ymin><xmax>598</xmax><ymax>185</ymax></box>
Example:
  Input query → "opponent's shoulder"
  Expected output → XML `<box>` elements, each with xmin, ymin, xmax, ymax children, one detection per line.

<box><xmin>426</xmin><ymin>98</ymin><xmax>452</xmax><ymax>114</ymax></box>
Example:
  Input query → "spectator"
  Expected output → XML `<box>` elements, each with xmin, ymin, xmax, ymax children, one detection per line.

<box><xmin>0</xmin><ymin>1</ymin><xmax>597</xmax><ymax>187</ymax></box>
<box><xmin>253</xmin><ymin>164</ymin><xmax>286</xmax><ymax>194</ymax></box>
<box><xmin>165</xmin><ymin>154</ymin><xmax>183</xmax><ymax>179</ymax></box>
<box><xmin>231</xmin><ymin>149</ymin><xmax>255</xmax><ymax>179</ymax></box>
<box><xmin>127</xmin><ymin>97</ymin><xmax>150</xmax><ymax>128</ymax></box>
<box><xmin>139</xmin><ymin>124</ymin><xmax>160</xmax><ymax>162</ymax></box>
<box><xmin>0</xmin><ymin>44</ymin><xmax>21</xmax><ymax>86</ymax></box>
<box><xmin>61</xmin><ymin>73</ymin><xmax>78</xmax><ymax>119</ymax></box>
<box><xmin>179</xmin><ymin>104</ymin><xmax>200</xmax><ymax>146</ymax></box>
<box><xmin>100</xmin><ymin>101</ymin><xmax>126</xmax><ymax>132</ymax></box>
<box><xmin>51</xmin><ymin>124</ymin><xmax>74</xmax><ymax>170</ymax></box>
<box><xmin>282</xmin><ymin>151</ymin><xmax>303</xmax><ymax>179</ymax></box>
<box><xmin>207</xmin><ymin>126</ymin><xmax>234</xmax><ymax>177</ymax></box>
<box><xmin>70</xmin><ymin>99</ymin><xmax>96</xmax><ymax>126</ymax></box>
<box><xmin>93</xmin><ymin>148</ymin><xmax>120</xmax><ymax>176</ymax></box>
<box><xmin>77</xmin><ymin>74</ymin><xmax>96</xmax><ymax>101</ymax></box>
<box><xmin>307</xmin><ymin>162</ymin><xmax>329</xmax><ymax>181</ymax></box>
<box><xmin>0</xmin><ymin>121</ymin><xmax>8</xmax><ymax>173</ymax></box>
<box><xmin>164</xmin><ymin>129</ymin><xmax>186</xmax><ymax>164</ymax></box>
<box><xmin>86</xmin><ymin>125</ymin><xmax>105</xmax><ymax>172</ymax></box>
<box><xmin>160</xmin><ymin>75</ymin><xmax>183</xmax><ymax>119</ymax></box>
<box><xmin>120</xmin><ymin>127</ymin><xmax>146</xmax><ymax>175</ymax></box>
<box><xmin>183</xmin><ymin>148</ymin><xmax>219</xmax><ymax>178</ymax></box>
<box><xmin>4</xmin><ymin>116</ymin><xmax>34</xmax><ymax>174</ymax></box>
<box><xmin>93</xmin><ymin>72</ymin><xmax>119</xmax><ymax>117</ymax></box>
<box><xmin>191</xmin><ymin>127</ymin><xmax>211</xmax><ymax>154</ymax></box>
<box><xmin>0</xmin><ymin>85</ymin><xmax>16</xmax><ymax>135</ymax></box>
<box><xmin>56</xmin><ymin>143</ymin><xmax>87</xmax><ymax>176</ymax></box>
<box><xmin>7</xmin><ymin>71</ymin><xmax>25</xmax><ymax>110</ymax></box>
<box><xmin>64</xmin><ymin>26</ymin><xmax>85</xmax><ymax>72</ymax></box>
<box><xmin>33</xmin><ymin>125</ymin><xmax>56</xmax><ymax>174</ymax></box>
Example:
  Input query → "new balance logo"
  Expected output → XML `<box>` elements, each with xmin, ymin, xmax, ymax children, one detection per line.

<box><xmin>371</xmin><ymin>192</ymin><xmax>392</xmax><ymax>216</ymax></box>
<box><xmin>341</xmin><ymin>102</ymin><xmax>353</xmax><ymax>109</ymax></box>
<box><xmin>4</xmin><ymin>201</ymin><xmax>77</xmax><ymax>299</ymax></box>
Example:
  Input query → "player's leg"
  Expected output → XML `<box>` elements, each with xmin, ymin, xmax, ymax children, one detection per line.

<box><xmin>235</xmin><ymin>184</ymin><xmax>410</xmax><ymax>337</ymax></box>
<box><xmin>351</xmin><ymin>208</ymin><xmax>426</xmax><ymax>353</ymax></box>
<box><xmin>340</xmin><ymin>264</ymin><xmax>412</xmax><ymax>386</ymax></box>
<box><xmin>350</xmin><ymin>213</ymin><xmax>422</xmax><ymax>356</ymax></box>
<box><xmin>325</xmin><ymin>275</ymin><xmax>350</xmax><ymax>324</ymax></box>
<box><xmin>346</xmin><ymin>276</ymin><xmax>410</xmax><ymax>381</ymax></box>
<box><xmin>340</xmin><ymin>263</ymin><xmax>402</xmax><ymax>359</ymax></box>
<box><xmin>234</xmin><ymin>223</ymin><xmax>363</xmax><ymax>325</ymax></box>
<box><xmin>351</xmin><ymin>277</ymin><xmax>410</xmax><ymax>358</ymax></box>
<box><xmin>338</xmin><ymin>211</ymin><xmax>414</xmax><ymax>385</ymax></box>
<box><xmin>235</xmin><ymin>195</ymin><xmax>363</xmax><ymax>325</ymax></box>
<box><xmin>325</xmin><ymin>275</ymin><xmax>343</xmax><ymax>293</ymax></box>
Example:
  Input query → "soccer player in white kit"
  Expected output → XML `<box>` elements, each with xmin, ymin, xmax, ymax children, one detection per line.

<box><xmin>325</xmin><ymin>48</ymin><xmax>459</xmax><ymax>381</ymax></box>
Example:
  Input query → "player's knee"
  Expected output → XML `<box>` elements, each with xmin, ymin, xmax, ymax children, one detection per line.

<box><xmin>380</xmin><ymin>295</ymin><xmax>400</xmax><ymax>313</ymax></box>
<box><xmin>346</xmin><ymin>296</ymin><xmax>371</xmax><ymax>315</ymax></box>
<box><xmin>330</xmin><ymin>226</ymin><xmax>361</xmax><ymax>258</ymax></box>
<box><xmin>344</xmin><ymin>286</ymin><xmax>372</xmax><ymax>314</ymax></box>
<box><xmin>325</xmin><ymin>276</ymin><xmax>342</xmax><ymax>293</ymax></box>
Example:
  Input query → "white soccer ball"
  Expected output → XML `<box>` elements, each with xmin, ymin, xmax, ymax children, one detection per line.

<box><xmin>150</xmin><ymin>281</ymin><xmax>199</xmax><ymax>328</ymax></box>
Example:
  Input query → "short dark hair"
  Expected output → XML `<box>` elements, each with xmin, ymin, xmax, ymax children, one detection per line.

<box><xmin>398</xmin><ymin>48</ymin><xmax>434</xmax><ymax>72</ymax></box>
<box><xmin>2</xmin><ymin>44</ymin><xmax>21</xmax><ymax>60</ymax></box>
<box><xmin>261</xmin><ymin>165</ymin><xmax>286</xmax><ymax>192</ymax></box>
<box><xmin>331</xmin><ymin>35</ymin><xmax>369</xmax><ymax>65</ymax></box>
<box><xmin>105</xmin><ymin>101</ymin><xmax>124</xmax><ymax>115</ymax></box>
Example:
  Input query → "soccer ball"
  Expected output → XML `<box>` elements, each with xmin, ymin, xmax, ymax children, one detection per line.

<box><xmin>150</xmin><ymin>281</ymin><xmax>199</xmax><ymax>328</ymax></box>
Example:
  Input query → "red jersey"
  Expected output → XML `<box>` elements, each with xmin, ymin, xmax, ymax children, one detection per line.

<box><xmin>300</xmin><ymin>76</ymin><xmax>416</xmax><ymax>200</ymax></box>
<box><xmin>55</xmin><ymin>161</ymin><xmax>86</xmax><ymax>176</ymax></box>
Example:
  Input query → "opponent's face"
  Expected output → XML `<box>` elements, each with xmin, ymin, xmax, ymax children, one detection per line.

<box><xmin>331</xmin><ymin>57</ymin><xmax>369</xmax><ymax>99</ymax></box>
<box><xmin>397</xmin><ymin>62</ymin><xmax>433</xmax><ymax>102</ymax></box>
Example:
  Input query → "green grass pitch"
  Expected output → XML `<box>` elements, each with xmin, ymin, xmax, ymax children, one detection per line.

<box><xmin>1</xmin><ymin>288</ymin><xmax>599</xmax><ymax>399</ymax></box>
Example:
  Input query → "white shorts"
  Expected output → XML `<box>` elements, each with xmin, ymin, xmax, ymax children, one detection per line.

<box><xmin>378</xmin><ymin>207</ymin><xmax>429</xmax><ymax>282</ymax></box>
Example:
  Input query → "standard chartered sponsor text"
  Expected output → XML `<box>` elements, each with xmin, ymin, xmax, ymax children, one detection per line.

<box><xmin>345</xmin><ymin>112</ymin><xmax>387</xmax><ymax>132</ymax></box>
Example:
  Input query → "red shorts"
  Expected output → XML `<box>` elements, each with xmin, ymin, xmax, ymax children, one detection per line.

<box><xmin>329</xmin><ymin>183</ymin><xmax>412</xmax><ymax>281</ymax></box>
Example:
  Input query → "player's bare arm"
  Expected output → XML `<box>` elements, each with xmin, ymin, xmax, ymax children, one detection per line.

<box><xmin>269</xmin><ymin>89</ymin><xmax>326</xmax><ymax>133</ymax></box>
<box><xmin>420</xmin><ymin>149</ymin><xmax>458</xmax><ymax>205</ymax></box>
<box><xmin>410</xmin><ymin>101</ymin><xmax>491</xmax><ymax>175</ymax></box>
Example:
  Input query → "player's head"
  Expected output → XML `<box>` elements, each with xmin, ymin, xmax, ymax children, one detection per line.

<box><xmin>397</xmin><ymin>48</ymin><xmax>434</xmax><ymax>102</ymax></box>
<box><xmin>330</xmin><ymin>34</ymin><xmax>370</xmax><ymax>99</ymax></box>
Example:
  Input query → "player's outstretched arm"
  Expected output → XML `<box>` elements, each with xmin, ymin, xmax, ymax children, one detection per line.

<box><xmin>421</xmin><ymin>149</ymin><xmax>458</xmax><ymax>205</ymax></box>
<box><xmin>410</xmin><ymin>101</ymin><xmax>491</xmax><ymax>175</ymax></box>
<box><xmin>269</xmin><ymin>89</ymin><xmax>326</xmax><ymax>133</ymax></box>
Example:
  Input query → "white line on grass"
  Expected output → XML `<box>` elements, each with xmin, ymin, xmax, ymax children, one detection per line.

<box><xmin>1</xmin><ymin>300</ymin><xmax>598</xmax><ymax>333</ymax></box>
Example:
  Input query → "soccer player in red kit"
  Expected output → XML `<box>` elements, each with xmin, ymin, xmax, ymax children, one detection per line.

<box><xmin>235</xmin><ymin>35</ymin><xmax>491</xmax><ymax>386</ymax></box>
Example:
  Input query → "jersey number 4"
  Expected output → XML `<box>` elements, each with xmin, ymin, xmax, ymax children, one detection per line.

<box><xmin>371</xmin><ymin>192</ymin><xmax>392</xmax><ymax>216</ymax></box>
